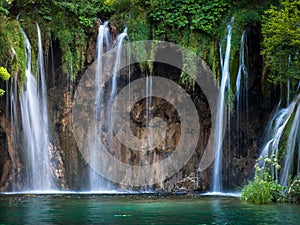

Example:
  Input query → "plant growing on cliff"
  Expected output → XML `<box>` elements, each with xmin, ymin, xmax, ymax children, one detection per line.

<box><xmin>0</xmin><ymin>66</ymin><xmax>10</xmax><ymax>96</ymax></box>
<box><xmin>241</xmin><ymin>154</ymin><xmax>285</xmax><ymax>204</ymax></box>
<box><xmin>149</xmin><ymin>0</ymin><xmax>230</xmax><ymax>38</ymax></box>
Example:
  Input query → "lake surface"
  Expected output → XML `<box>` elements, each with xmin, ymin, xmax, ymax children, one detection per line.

<box><xmin>0</xmin><ymin>194</ymin><xmax>299</xmax><ymax>224</ymax></box>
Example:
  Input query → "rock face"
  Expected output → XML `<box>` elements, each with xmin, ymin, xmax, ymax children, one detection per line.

<box><xmin>0</xmin><ymin>113</ymin><xmax>10</xmax><ymax>191</ymax></box>
<box><xmin>0</xmin><ymin>24</ymin><xmax>277</xmax><ymax>192</ymax></box>
<box><xmin>0</xmin><ymin>96</ymin><xmax>22</xmax><ymax>191</ymax></box>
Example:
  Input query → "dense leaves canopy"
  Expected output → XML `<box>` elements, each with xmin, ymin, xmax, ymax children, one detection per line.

<box><xmin>262</xmin><ymin>0</ymin><xmax>300</xmax><ymax>83</ymax></box>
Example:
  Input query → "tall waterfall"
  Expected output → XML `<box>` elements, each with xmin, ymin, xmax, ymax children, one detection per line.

<box><xmin>235</xmin><ymin>30</ymin><xmax>249</xmax><ymax>157</ymax></box>
<box><xmin>89</xmin><ymin>21</ymin><xmax>111</xmax><ymax>191</ymax></box>
<box><xmin>213</xmin><ymin>17</ymin><xmax>234</xmax><ymax>192</ymax></box>
<box><xmin>9</xmin><ymin>47</ymin><xmax>21</xmax><ymax>191</ymax></box>
<box><xmin>20</xmin><ymin>26</ymin><xmax>53</xmax><ymax>191</ymax></box>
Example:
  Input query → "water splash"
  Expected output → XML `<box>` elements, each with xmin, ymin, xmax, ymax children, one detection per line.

<box><xmin>213</xmin><ymin>17</ymin><xmax>234</xmax><ymax>192</ymax></box>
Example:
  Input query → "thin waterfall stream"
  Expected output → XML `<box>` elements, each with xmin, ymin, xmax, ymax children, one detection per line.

<box><xmin>212</xmin><ymin>17</ymin><xmax>234</xmax><ymax>192</ymax></box>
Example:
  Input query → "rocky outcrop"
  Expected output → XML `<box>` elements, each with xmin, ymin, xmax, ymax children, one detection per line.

<box><xmin>0</xmin><ymin>97</ymin><xmax>22</xmax><ymax>191</ymax></box>
<box><xmin>0</xmin><ymin>113</ymin><xmax>10</xmax><ymax>191</ymax></box>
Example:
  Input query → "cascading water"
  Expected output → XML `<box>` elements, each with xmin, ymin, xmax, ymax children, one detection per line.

<box><xmin>259</xmin><ymin>94</ymin><xmax>300</xmax><ymax>185</ymax></box>
<box><xmin>212</xmin><ymin>17</ymin><xmax>234</xmax><ymax>192</ymax></box>
<box><xmin>280</xmin><ymin>95</ymin><xmax>300</xmax><ymax>186</ymax></box>
<box><xmin>235</xmin><ymin>30</ymin><xmax>249</xmax><ymax>157</ymax></box>
<box><xmin>37</xmin><ymin>23</ymin><xmax>49</xmax><ymax>151</ymax></box>
<box><xmin>142</xmin><ymin>73</ymin><xmax>153</xmax><ymax>190</ymax></box>
<box><xmin>110</xmin><ymin>28</ymin><xmax>128</xmax><ymax>102</ymax></box>
<box><xmin>106</xmin><ymin>28</ymin><xmax>128</xmax><ymax>145</ymax></box>
<box><xmin>89</xmin><ymin>21</ymin><xmax>112</xmax><ymax>191</ymax></box>
<box><xmin>145</xmin><ymin>74</ymin><xmax>153</xmax><ymax>150</ymax></box>
<box><xmin>20</xmin><ymin>26</ymin><xmax>53</xmax><ymax>191</ymax></box>
<box><xmin>8</xmin><ymin>47</ymin><xmax>21</xmax><ymax>191</ymax></box>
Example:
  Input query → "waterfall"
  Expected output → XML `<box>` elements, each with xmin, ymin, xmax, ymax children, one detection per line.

<box><xmin>280</xmin><ymin>95</ymin><xmax>300</xmax><ymax>186</ymax></box>
<box><xmin>146</xmin><ymin>74</ymin><xmax>153</xmax><ymax>150</ymax></box>
<box><xmin>20</xmin><ymin>26</ymin><xmax>53</xmax><ymax>191</ymax></box>
<box><xmin>235</xmin><ymin>30</ymin><xmax>249</xmax><ymax>157</ymax></box>
<box><xmin>89</xmin><ymin>21</ymin><xmax>111</xmax><ymax>191</ymax></box>
<box><xmin>259</xmin><ymin>94</ymin><xmax>300</xmax><ymax>185</ymax></box>
<box><xmin>106</xmin><ymin>28</ymin><xmax>128</xmax><ymax>143</ymax></box>
<box><xmin>110</xmin><ymin>28</ymin><xmax>128</xmax><ymax>100</ymax></box>
<box><xmin>213</xmin><ymin>17</ymin><xmax>234</xmax><ymax>192</ymax></box>
<box><xmin>37</xmin><ymin>23</ymin><xmax>49</xmax><ymax>150</ymax></box>
<box><xmin>8</xmin><ymin>47</ymin><xmax>20</xmax><ymax>191</ymax></box>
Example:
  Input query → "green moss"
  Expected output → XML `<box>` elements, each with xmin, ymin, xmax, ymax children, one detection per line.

<box><xmin>0</xmin><ymin>17</ymin><xmax>26</xmax><ymax>90</ymax></box>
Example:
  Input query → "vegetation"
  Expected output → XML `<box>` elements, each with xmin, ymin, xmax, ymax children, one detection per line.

<box><xmin>0</xmin><ymin>66</ymin><xmax>10</xmax><ymax>96</ymax></box>
<box><xmin>261</xmin><ymin>0</ymin><xmax>300</xmax><ymax>85</ymax></box>
<box><xmin>286</xmin><ymin>175</ymin><xmax>300</xmax><ymax>203</ymax></box>
<box><xmin>241</xmin><ymin>155</ymin><xmax>284</xmax><ymax>204</ymax></box>
<box><xmin>0</xmin><ymin>0</ymin><xmax>296</xmax><ymax>90</ymax></box>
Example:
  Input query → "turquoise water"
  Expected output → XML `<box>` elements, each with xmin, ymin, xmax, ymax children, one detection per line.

<box><xmin>0</xmin><ymin>194</ymin><xmax>300</xmax><ymax>224</ymax></box>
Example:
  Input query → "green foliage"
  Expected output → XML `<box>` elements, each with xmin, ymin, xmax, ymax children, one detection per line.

<box><xmin>0</xmin><ymin>7</ymin><xmax>9</xmax><ymax>16</ymax></box>
<box><xmin>147</xmin><ymin>0</ymin><xmax>230</xmax><ymax>85</ymax></box>
<box><xmin>0</xmin><ymin>66</ymin><xmax>10</xmax><ymax>96</ymax></box>
<box><xmin>0</xmin><ymin>66</ymin><xmax>10</xmax><ymax>81</ymax></box>
<box><xmin>241</xmin><ymin>155</ymin><xmax>285</xmax><ymax>204</ymax></box>
<box><xmin>0</xmin><ymin>17</ymin><xmax>26</xmax><ymax>87</ymax></box>
<box><xmin>286</xmin><ymin>175</ymin><xmax>300</xmax><ymax>203</ymax></box>
<box><xmin>0</xmin><ymin>0</ymin><xmax>13</xmax><ymax>16</ymax></box>
<box><xmin>230</xmin><ymin>9</ymin><xmax>261</xmax><ymax>59</ymax></box>
<box><xmin>49</xmin><ymin>0</ymin><xmax>111</xmax><ymax>28</ymax></box>
<box><xmin>6</xmin><ymin>0</ymin><xmax>112</xmax><ymax>80</ymax></box>
<box><xmin>261</xmin><ymin>0</ymin><xmax>300</xmax><ymax>84</ymax></box>
<box><xmin>241</xmin><ymin>180</ymin><xmax>272</xmax><ymax>204</ymax></box>
<box><xmin>149</xmin><ymin>0</ymin><xmax>229</xmax><ymax>36</ymax></box>
<box><xmin>180</xmin><ymin>47</ymin><xmax>198</xmax><ymax>87</ymax></box>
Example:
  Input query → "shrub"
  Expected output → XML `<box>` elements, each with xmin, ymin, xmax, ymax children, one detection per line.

<box><xmin>287</xmin><ymin>175</ymin><xmax>300</xmax><ymax>203</ymax></box>
<box><xmin>0</xmin><ymin>66</ymin><xmax>10</xmax><ymax>96</ymax></box>
<box><xmin>241</xmin><ymin>155</ymin><xmax>285</xmax><ymax>204</ymax></box>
